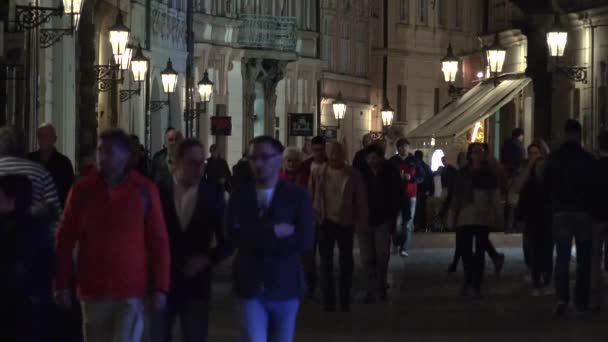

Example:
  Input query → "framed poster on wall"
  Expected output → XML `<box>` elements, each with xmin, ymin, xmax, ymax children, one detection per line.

<box><xmin>288</xmin><ymin>113</ymin><xmax>314</xmax><ymax>136</ymax></box>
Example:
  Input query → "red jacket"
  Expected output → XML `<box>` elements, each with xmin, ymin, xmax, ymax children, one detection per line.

<box><xmin>389</xmin><ymin>154</ymin><xmax>425</xmax><ymax>198</ymax></box>
<box><xmin>56</xmin><ymin>170</ymin><xmax>170</xmax><ymax>300</ymax></box>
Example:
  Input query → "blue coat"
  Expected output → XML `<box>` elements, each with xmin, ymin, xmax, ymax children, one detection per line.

<box><xmin>226</xmin><ymin>180</ymin><xmax>315</xmax><ymax>300</ymax></box>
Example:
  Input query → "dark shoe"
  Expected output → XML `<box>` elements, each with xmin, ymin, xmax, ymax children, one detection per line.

<box><xmin>460</xmin><ymin>285</ymin><xmax>471</xmax><ymax>297</ymax></box>
<box><xmin>553</xmin><ymin>302</ymin><xmax>567</xmax><ymax>317</ymax></box>
<box><xmin>362</xmin><ymin>292</ymin><xmax>375</xmax><ymax>304</ymax></box>
<box><xmin>472</xmin><ymin>291</ymin><xmax>483</xmax><ymax>300</ymax></box>
<box><xmin>448</xmin><ymin>263</ymin><xmax>457</xmax><ymax>274</ymax></box>
<box><xmin>494</xmin><ymin>253</ymin><xmax>505</xmax><ymax>276</ymax></box>
<box><xmin>341</xmin><ymin>304</ymin><xmax>351</xmax><ymax>312</ymax></box>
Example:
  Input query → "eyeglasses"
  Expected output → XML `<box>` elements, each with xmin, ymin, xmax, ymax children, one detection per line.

<box><xmin>248</xmin><ymin>153</ymin><xmax>281</xmax><ymax>162</ymax></box>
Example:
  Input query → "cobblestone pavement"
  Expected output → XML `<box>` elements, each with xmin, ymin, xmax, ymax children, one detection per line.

<box><xmin>203</xmin><ymin>233</ymin><xmax>607</xmax><ymax>342</ymax></box>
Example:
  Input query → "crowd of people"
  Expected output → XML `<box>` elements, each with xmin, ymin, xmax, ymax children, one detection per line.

<box><xmin>1</xmin><ymin>117</ymin><xmax>607</xmax><ymax>342</ymax></box>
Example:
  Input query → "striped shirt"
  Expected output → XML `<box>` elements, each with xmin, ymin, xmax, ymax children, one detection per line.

<box><xmin>0</xmin><ymin>156</ymin><xmax>61</xmax><ymax>214</ymax></box>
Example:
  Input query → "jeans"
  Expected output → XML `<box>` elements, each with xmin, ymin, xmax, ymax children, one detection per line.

<box><xmin>358</xmin><ymin>222</ymin><xmax>392</xmax><ymax>295</ymax></box>
<box><xmin>319</xmin><ymin>220</ymin><xmax>354</xmax><ymax>309</ymax></box>
<box><xmin>237</xmin><ymin>297</ymin><xmax>300</xmax><ymax>342</ymax></box>
<box><xmin>81</xmin><ymin>298</ymin><xmax>145</xmax><ymax>342</ymax></box>
<box><xmin>528</xmin><ymin>223</ymin><xmax>554</xmax><ymax>289</ymax></box>
<box><xmin>553</xmin><ymin>212</ymin><xmax>592</xmax><ymax>308</ymax></box>
<box><xmin>591</xmin><ymin>221</ymin><xmax>608</xmax><ymax>307</ymax></box>
<box><xmin>457</xmin><ymin>226</ymin><xmax>490</xmax><ymax>293</ymax></box>
<box><xmin>400</xmin><ymin>197</ymin><xmax>417</xmax><ymax>252</ymax></box>
<box><xmin>150</xmin><ymin>293</ymin><xmax>209</xmax><ymax>342</ymax></box>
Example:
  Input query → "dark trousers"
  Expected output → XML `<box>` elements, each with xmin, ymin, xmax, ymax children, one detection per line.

<box><xmin>528</xmin><ymin>224</ymin><xmax>554</xmax><ymax>289</ymax></box>
<box><xmin>553</xmin><ymin>212</ymin><xmax>592</xmax><ymax>308</ymax></box>
<box><xmin>452</xmin><ymin>230</ymin><xmax>499</xmax><ymax>270</ymax></box>
<box><xmin>457</xmin><ymin>226</ymin><xmax>490</xmax><ymax>292</ymax></box>
<box><xmin>302</xmin><ymin>225</ymin><xmax>319</xmax><ymax>296</ymax></box>
<box><xmin>319</xmin><ymin>220</ymin><xmax>354</xmax><ymax>309</ymax></box>
<box><xmin>150</xmin><ymin>293</ymin><xmax>209</xmax><ymax>342</ymax></box>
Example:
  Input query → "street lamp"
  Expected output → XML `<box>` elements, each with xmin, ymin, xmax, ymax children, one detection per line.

<box><xmin>63</xmin><ymin>0</ymin><xmax>82</xmax><ymax>28</ymax></box>
<box><xmin>546</xmin><ymin>13</ymin><xmax>587</xmax><ymax>83</ymax></box>
<box><xmin>333</xmin><ymin>91</ymin><xmax>347</xmax><ymax>127</ymax></box>
<box><xmin>109</xmin><ymin>12</ymin><xmax>130</xmax><ymax>67</ymax></box>
<box><xmin>486</xmin><ymin>33</ymin><xmax>506</xmax><ymax>85</ymax></box>
<box><xmin>197</xmin><ymin>70</ymin><xmax>214</xmax><ymax>103</ymax></box>
<box><xmin>441</xmin><ymin>43</ymin><xmax>466</xmax><ymax>98</ymax></box>
<box><xmin>161</xmin><ymin>59</ymin><xmax>179</xmax><ymax>94</ymax></box>
<box><xmin>129</xmin><ymin>45</ymin><xmax>149</xmax><ymax>82</ymax></box>
<box><xmin>119</xmin><ymin>44</ymin><xmax>134</xmax><ymax>71</ymax></box>
<box><xmin>441</xmin><ymin>44</ymin><xmax>458</xmax><ymax>83</ymax></box>
<box><xmin>381</xmin><ymin>99</ymin><xmax>394</xmax><ymax>131</ymax></box>
<box><xmin>547</xmin><ymin>14</ymin><xmax>567</xmax><ymax>58</ymax></box>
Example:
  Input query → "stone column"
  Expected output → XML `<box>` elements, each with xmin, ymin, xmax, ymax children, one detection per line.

<box><xmin>241</xmin><ymin>58</ymin><xmax>261</xmax><ymax>149</ymax></box>
<box><xmin>262</xmin><ymin>60</ymin><xmax>288</xmax><ymax>136</ymax></box>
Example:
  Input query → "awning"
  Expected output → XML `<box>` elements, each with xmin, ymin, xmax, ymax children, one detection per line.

<box><xmin>408</xmin><ymin>74</ymin><xmax>531</xmax><ymax>147</ymax></box>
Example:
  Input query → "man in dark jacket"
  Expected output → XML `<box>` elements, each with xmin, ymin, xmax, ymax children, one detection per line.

<box><xmin>28</xmin><ymin>123</ymin><xmax>75</xmax><ymax>206</ymax></box>
<box><xmin>360</xmin><ymin>144</ymin><xmax>401</xmax><ymax>302</ymax></box>
<box><xmin>231</xmin><ymin>152</ymin><xmax>255</xmax><ymax>193</ymax></box>
<box><xmin>544</xmin><ymin>119</ymin><xmax>594</xmax><ymax>316</ymax></box>
<box><xmin>501</xmin><ymin>127</ymin><xmax>526</xmax><ymax>178</ymax></box>
<box><xmin>352</xmin><ymin>133</ymin><xmax>372</xmax><ymax>174</ymax></box>
<box><xmin>204</xmin><ymin>144</ymin><xmax>232</xmax><ymax>193</ymax></box>
<box><xmin>150</xmin><ymin>127</ymin><xmax>183</xmax><ymax>188</ymax></box>
<box><xmin>389</xmin><ymin>138</ymin><xmax>425</xmax><ymax>257</ymax></box>
<box><xmin>0</xmin><ymin>175</ymin><xmax>54</xmax><ymax>341</ymax></box>
<box><xmin>226</xmin><ymin>136</ymin><xmax>314</xmax><ymax>341</ymax></box>
<box><xmin>155</xmin><ymin>139</ymin><xmax>229</xmax><ymax>342</ymax></box>
<box><xmin>414</xmin><ymin>150</ymin><xmax>433</xmax><ymax>232</ymax></box>
<box><xmin>591</xmin><ymin>130</ymin><xmax>608</xmax><ymax>311</ymax></box>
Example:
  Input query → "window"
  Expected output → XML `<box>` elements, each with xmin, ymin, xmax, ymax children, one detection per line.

<box><xmin>356</xmin><ymin>42</ymin><xmax>367</xmax><ymax>76</ymax></box>
<box><xmin>417</xmin><ymin>0</ymin><xmax>427</xmax><ymax>25</ymax></box>
<box><xmin>437</xmin><ymin>0</ymin><xmax>446</xmax><ymax>27</ymax></box>
<box><xmin>400</xmin><ymin>0</ymin><xmax>409</xmax><ymax>23</ymax></box>
<box><xmin>397</xmin><ymin>85</ymin><xmax>407</xmax><ymax>122</ymax></box>
<box><xmin>341</xmin><ymin>22</ymin><xmax>351</xmax><ymax>73</ymax></box>
<box><xmin>455</xmin><ymin>0</ymin><xmax>463</xmax><ymax>29</ymax></box>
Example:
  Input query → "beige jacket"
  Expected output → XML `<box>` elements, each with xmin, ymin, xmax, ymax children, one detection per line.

<box><xmin>309</xmin><ymin>164</ymin><xmax>369</xmax><ymax>232</ymax></box>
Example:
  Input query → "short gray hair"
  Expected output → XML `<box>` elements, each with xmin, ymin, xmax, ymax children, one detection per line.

<box><xmin>0</xmin><ymin>126</ymin><xmax>25</xmax><ymax>157</ymax></box>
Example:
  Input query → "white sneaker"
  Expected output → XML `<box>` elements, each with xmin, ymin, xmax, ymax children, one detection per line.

<box><xmin>400</xmin><ymin>250</ymin><xmax>409</xmax><ymax>257</ymax></box>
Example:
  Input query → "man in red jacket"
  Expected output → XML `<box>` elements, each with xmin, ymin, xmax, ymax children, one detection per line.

<box><xmin>55</xmin><ymin>128</ymin><xmax>170</xmax><ymax>342</ymax></box>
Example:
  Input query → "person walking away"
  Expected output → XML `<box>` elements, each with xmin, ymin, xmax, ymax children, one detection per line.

<box><xmin>448</xmin><ymin>143</ymin><xmax>503</xmax><ymax>298</ymax></box>
<box><xmin>359</xmin><ymin>145</ymin><xmax>401</xmax><ymax>303</ymax></box>
<box><xmin>55</xmin><ymin>129</ymin><xmax>171</xmax><ymax>342</ymax></box>
<box><xmin>544</xmin><ymin>119</ymin><xmax>594</xmax><ymax>316</ymax></box>
<box><xmin>280</xmin><ymin>147</ymin><xmax>304</xmax><ymax>184</ymax></box>
<box><xmin>299</xmin><ymin>135</ymin><xmax>328</xmax><ymax>297</ymax></box>
<box><xmin>155</xmin><ymin>139</ymin><xmax>230</xmax><ymax>342</ymax></box>
<box><xmin>232</xmin><ymin>151</ymin><xmax>255</xmax><ymax>193</ymax></box>
<box><xmin>204</xmin><ymin>144</ymin><xmax>232</xmax><ymax>193</ymax></box>
<box><xmin>226</xmin><ymin>136</ymin><xmax>314</xmax><ymax>342</ymax></box>
<box><xmin>128</xmin><ymin>134</ymin><xmax>149</xmax><ymax>176</ymax></box>
<box><xmin>352</xmin><ymin>134</ymin><xmax>373</xmax><ymax>175</ymax></box>
<box><xmin>517</xmin><ymin>139</ymin><xmax>552</xmax><ymax>296</ymax></box>
<box><xmin>389</xmin><ymin>138</ymin><xmax>425</xmax><ymax>257</ymax></box>
<box><xmin>310</xmin><ymin>142</ymin><xmax>368</xmax><ymax>312</ymax></box>
<box><xmin>28</xmin><ymin>123</ymin><xmax>75</xmax><ymax>207</ymax></box>
<box><xmin>0</xmin><ymin>126</ymin><xmax>61</xmax><ymax>225</ymax></box>
<box><xmin>0</xmin><ymin>175</ymin><xmax>55</xmax><ymax>342</ymax></box>
<box><xmin>150</xmin><ymin>127</ymin><xmax>184</xmax><ymax>188</ymax></box>
<box><xmin>414</xmin><ymin>150</ymin><xmax>433</xmax><ymax>232</ymax></box>
<box><xmin>590</xmin><ymin>130</ymin><xmax>608</xmax><ymax>311</ymax></box>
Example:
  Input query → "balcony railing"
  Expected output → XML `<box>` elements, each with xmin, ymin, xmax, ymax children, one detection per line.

<box><xmin>237</xmin><ymin>14</ymin><xmax>297</xmax><ymax>52</ymax></box>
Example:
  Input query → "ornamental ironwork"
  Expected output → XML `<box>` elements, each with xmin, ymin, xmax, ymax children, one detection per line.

<box><xmin>237</xmin><ymin>14</ymin><xmax>297</xmax><ymax>52</ymax></box>
<box><xmin>40</xmin><ymin>28</ymin><xmax>72</xmax><ymax>48</ymax></box>
<box><xmin>556</xmin><ymin>66</ymin><xmax>587</xmax><ymax>84</ymax></box>
<box><xmin>15</xmin><ymin>4</ymin><xmax>62</xmax><ymax>30</ymax></box>
<box><xmin>150</xmin><ymin>101</ymin><xmax>168</xmax><ymax>112</ymax></box>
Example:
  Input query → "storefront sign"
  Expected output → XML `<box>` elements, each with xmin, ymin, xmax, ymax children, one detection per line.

<box><xmin>211</xmin><ymin>116</ymin><xmax>232</xmax><ymax>136</ymax></box>
<box><xmin>288</xmin><ymin>113</ymin><xmax>314</xmax><ymax>136</ymax></box>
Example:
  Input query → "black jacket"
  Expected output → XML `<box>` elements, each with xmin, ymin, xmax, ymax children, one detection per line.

<box><xmin>0</xmin><ymin>212</ymin><xmax>54</xmax><ymax>305</ymax></box>
<box><xmin>362</xmin><ymin>160</ymin><xmax>403</xmax><ymax>227</ymax></box>
<box><xmin>518</xmin><ymin>160</ymin><xmax>551</xmax><ymax>228</ymax></box>
<box><xmin>158</xmin><ymin>181</ymin><xmax>229</xmax><ymax>299</ymax></box>
<box><xmin>226</xmin><ymin>180</ymin><xmax>315</xmax><ymax>300</ymax></box>
<box><xmin>591</xmin><ymin>157</ymin><xmax>608</xmax><ymax>221</ymax></box>
<box><xmin>501</xmin><ymin>137</ymin><xmax>526</xmax><ymax>176</ymax></box>
<box><xmin>205</xmin><ymin>156</ymin><xmax>232</xmax><ymax>192</ymax></box>
<box><xmin>28</xmin><ymin>149</ymin><xmax>75</xmax><ymax>206</ymax></box>
<box><xmin>544</xmin><ymin>141</ymin><xmax>594</xmax><ymax>213</ymax></box>
<box><xmin>150</xmin><ymin>149</ymin><xmax>172</xmax><ymax>189</ymax></box>
<box><xmin>231</xmin><ymin>159</ymin><xmax>255</xmax><ymax>193</ymax></box>
<box><xmin>352</xmin><ymin>148</ymin><xmax>369</xmax><ymax>175</ymax></box>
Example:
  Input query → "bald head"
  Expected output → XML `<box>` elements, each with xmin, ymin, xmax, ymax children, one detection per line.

<box><xmin>37</xmin><ymin>123</ymin><xmax>57</xmax><ymax>152</ymax></box>
<box><xmin>328</xmin><ymin>142</ymin><xmax>346</xmax><ymax>169</ymax></box>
